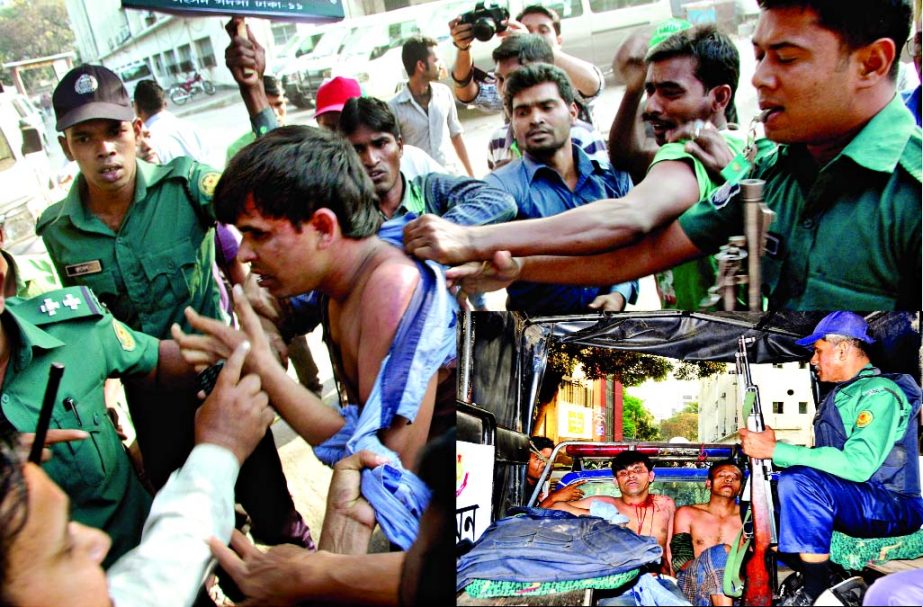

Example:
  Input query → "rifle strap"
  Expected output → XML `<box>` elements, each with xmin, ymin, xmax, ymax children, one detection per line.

<box><xmin>723</xmin><ymin>512</ymin><xmax>751</xmax><ymax>598</ymax></box>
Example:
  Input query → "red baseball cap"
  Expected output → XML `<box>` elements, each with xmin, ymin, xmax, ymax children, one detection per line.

<box><xmin>314</xmin><ymin>76</ymin><xmax>362</xmax><ymax>117</ymax></box>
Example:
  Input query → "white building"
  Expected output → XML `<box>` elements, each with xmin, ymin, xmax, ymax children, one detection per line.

<box><xmin>698</xmin><ymin>361</ymin><xmax>815</xmax><ymax>446</ymax></box>
<box><xmin>64</xmin><ymin>0</ymin><xmax>282</xmax><ymax>88</ymax></box>
<box><xmin>63</xmin><ymin>0</ymin><xmax>441</xmax><ymax>90</ymax></box>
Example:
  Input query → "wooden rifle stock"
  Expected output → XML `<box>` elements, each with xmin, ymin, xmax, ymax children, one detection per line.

<box><xmin>745</xmin><ymin>452</ymin><xmax>774</xmax><ymax>606</ymax></box>
<box><xmin>738</xmin><ymin>337</ymin><xmax>775</xmax><ymax>606</ymax></box>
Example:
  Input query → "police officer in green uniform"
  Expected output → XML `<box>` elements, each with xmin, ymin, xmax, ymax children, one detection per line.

<box><xmin>0</xmin><ymin>271</ymin><xmax>183</xmax><ymax>567</ymax></box>
<box><xmin>442</xmin><ymin>0</ymin><xmax>920</xmax><ymax>311</ymax></box>
<box><xmin>740</xmin><ymin>312</ymin><xmax>923</xmax><ymax>605</ymax></box>
<box><xmin>36</xmin><ymin>64</ymin><xmax>314</xmax><ymax>550</ymax></box>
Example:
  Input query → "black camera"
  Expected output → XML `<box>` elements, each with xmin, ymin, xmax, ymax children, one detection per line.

<box><xmin>460</xmin><ymin>2</ymin><xmax>510</xmax><ymax>42</ymax></box>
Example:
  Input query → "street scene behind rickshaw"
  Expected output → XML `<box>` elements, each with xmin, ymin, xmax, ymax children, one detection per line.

<box><xmin>456</xmin><ymin>312</ymin><xmax>923</xmax><ymax>606</ymax></box>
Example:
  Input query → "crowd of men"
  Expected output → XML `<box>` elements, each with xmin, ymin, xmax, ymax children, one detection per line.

<box><xmin>0</xmin><ymin>0</ymin><xmax>920</xmax><ymax>604</ymax></box>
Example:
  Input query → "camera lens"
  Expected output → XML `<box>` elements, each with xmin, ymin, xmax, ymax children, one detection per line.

<box><xmin>472</xmin><ymin>17</ymin><xmax>496</xmax><ymax>41</ymax></box>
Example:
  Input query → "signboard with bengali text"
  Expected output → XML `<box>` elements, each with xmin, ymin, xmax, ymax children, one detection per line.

<box><xmin>557</xmin><ymin>401</ymin><xmax>593</xmax><ymax>439</ymax></box>
<box><xmin>122</xmin><ymin>0</ymin><xmax>345</xmax><ymax>23</ymax></box>
<box><xmin>456</xmin><ymin>441</ymin><xmax>494</xmax><ymax>545</ymax></box>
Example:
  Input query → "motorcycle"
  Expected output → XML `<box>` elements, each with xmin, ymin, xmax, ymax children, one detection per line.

<box><xmin>167</xmin><ymin>71</ymin><xmax>216</xmax><ymax>105</ymax></box>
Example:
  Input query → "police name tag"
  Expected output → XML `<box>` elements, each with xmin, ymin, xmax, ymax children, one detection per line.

<box><xmin>64</xmin><ymin>260</ymin><xmax>103</xmax><ymax>278</ymax></box>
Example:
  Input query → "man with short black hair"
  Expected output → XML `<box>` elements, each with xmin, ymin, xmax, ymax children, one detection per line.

<box><xmin>133</xmin><ymin>78</ymin><xmax>214</xmax><ymax>165</ymax></box>
<box><xmin>741</xmin><ymin>312</ymin><xmax>923</xmax><ymax>605</ymax></box>
<box><xmin>550</xmin><ymin>451</ymin><xmax>677</xmax><ymax>563</ymax></box>
<box><xmin>339</xmin><ymin>96</ymin><xmax>515</xmax><ymax>226</ymax></box>
<box><xmin>671</xmin><ymin>460</ymin><xmax>744</xmax><ymax>606</ymax></box>
<box><xmin>173</xmin><ymin>125</ymin><xmax>458</xmax><ymax>553</ymax></box>
<box><xmin>483</xmin><ymin>33</ymin><xmax>609</xmax><ymax>170</ymax></box>
<box><xmin>391</xmin><ymin>35</ymin><xmax>473</xmax><ymax>176</ymax></box>
<box><xmin>435</xmin><ymin>0</ymin><xmax>921</xmax><ymax>311</ymax></box>
<box><xmin>414</xmin><ymin>63</ymin><xmax>636</xmax><ymax>313</ymax></box>
<box><xmin>406</xmin><ymin>25</ymin><xmax>742</xmax><ymax>310</ymax></box>
<box><xmin>450</xmin><ymin>4</ymin><xmax>603</xmax><ymax>125</ymax></box>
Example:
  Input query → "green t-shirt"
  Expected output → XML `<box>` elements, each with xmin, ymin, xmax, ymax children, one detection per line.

<box><xmin>37</xmin><ymin>157</ymin><xmax>223</xmax><ymax>338</ymax></box>
<box><xmin>1</xmin><ymin>287</ymin><xmax>159</xmax><ymax>567</ymax></box>
<box><xmin>678</xmin><ymin>95</ymin><xmax>922</xmax><ymax>310</ymax></box>
<box><xmin>650</xmin><ymin>130</ymin><xmax>746</xmax><ymax>310</ymax></box>
<box><xmin>226</xmin><ymin>131</ymin><xmax>256</xmax><ymax>165</ymax></box>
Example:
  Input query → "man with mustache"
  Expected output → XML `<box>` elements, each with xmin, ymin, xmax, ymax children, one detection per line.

<box><xmin>418</xmin><ymin>0</ymin><xmax>920</xmax><ymax>311</ymax></box>
<box><xmin>549</xmin><ymin>451</ymin><xmax>676</xmax><ymax>571</ymax></box>
<box><xmin>172</xmin><ymin>126</ymin><xmax>458</xmax><ymax>554</ymax></box>
<box><xmin>470</xmin><ymin>63</ymin><xmax>636</xmax><ymax>313</ymax></box>
<box><xmin>671</xmin><ymin>460</ymin><xmax>744</xmax><ymax>606</ymax></box>
<box><xmin>741</xmin><ymin>312</ymin><xmax>923</xmax><ymax>606</ymax></box>
<box><xmin>406</xmin><ymin>25</ymin><xmax>741</xmax><ymax>311</ymax></box>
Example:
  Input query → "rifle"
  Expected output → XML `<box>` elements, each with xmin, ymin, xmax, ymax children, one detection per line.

<box><xmin>736</xmin><ymin>336</ymin><xmax>777</xmax><ymax>606</ymax></box>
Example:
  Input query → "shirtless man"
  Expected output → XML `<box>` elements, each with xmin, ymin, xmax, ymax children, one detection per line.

<box><xmin>549</xmin><ymin>451</ymin><xmax>675</xmax><ymax>569</ymax></box>
<box><xmin>172</xmin><ymin>126</ymin><xmax>456</xmax><ymax>554</ymax></box>
<box><xmin>671</xmin><ymin>460</ymin><xmax>744</xmax><ymax>606</ymax></box>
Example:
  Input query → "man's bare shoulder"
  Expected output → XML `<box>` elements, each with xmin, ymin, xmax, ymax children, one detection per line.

<box><xmin>360</xmin><ymin>248</ymin><xmax>421</xmax><ymax>325</ymax></box>
<box><xmin>652</xmin><ymin>494</ymin><xmax>676</xmax><ymax>511</ymax></box>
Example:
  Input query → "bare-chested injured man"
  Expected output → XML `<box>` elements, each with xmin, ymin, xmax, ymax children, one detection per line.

<box><xmin>671</xmin><ymin>459</ymin><xmax>744</xmax><ymax>606</ymax></box>
<box><xmin>549</xmin><ymin>451</ymin><xmax>675</xmax><ymax>572</ymax></box>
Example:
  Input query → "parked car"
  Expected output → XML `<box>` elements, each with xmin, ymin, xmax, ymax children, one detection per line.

<box><xmin>0</xmin><ymin>91</ymin><xmax>57</xmax><ymax>253</ymax></box>
<box><xmin>267</xmin><ymin>27</ymin><xmax>326</xmax><ymax>76</ymax></box>
<box><xmin>113</xmin><ymin>59</ymin><xmax>157</xmax><ymax>98</ymax></box>
<box><xmin>274</xmin><ymin>21</ymin><xmax>353</xmax><ymax>108</ymax></box>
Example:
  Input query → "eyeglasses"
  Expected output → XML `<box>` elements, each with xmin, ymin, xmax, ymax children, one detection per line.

<box><xmin>908</xmin><ymin>32</ymin><xmax>922</xmax><ymax>58</ymax></box>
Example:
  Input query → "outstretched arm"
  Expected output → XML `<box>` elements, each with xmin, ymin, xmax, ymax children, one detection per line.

<box><xmin>172</xmin><ymin>286</ymin><xmax>345</xmax><ymax>446</ymax></box>
<box><xmin>609</xmin><ymin>32</ymin><xmax>659</xmax><ymax>183</ymax></box>
<box><xmin>405</xmin><ymin>159</ymin><xmax>700</xmax><ymax>265</ymax></box>
<box><xmin>224</xmin><ymin>18</ymin><xmax>270</xmax><ymax>124</ymax></box>
<box><xmin>554</xmin><ymin>49</ymin><xmax>603</xmax><ymax>100</ymax></box>
<box><xmin>449</xmin><ymin>17</ymin><xmax>480</xmax><ymax>104</ymax></box>
<box><xmin>445</xmin><ymin>221</ymin><xmax>703</xmax><ymax>295</ymax></box>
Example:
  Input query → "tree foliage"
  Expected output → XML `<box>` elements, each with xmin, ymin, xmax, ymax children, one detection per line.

<box><xmin>622</xmin><ymin>394</ymin><xmax>661</xmax><ymax>441</ymax></box>
<box><xmin>673</xmin><ymin>360</ymin><xmax>728</xmax><ymax>381</ymax></box>
<box><xmin>548</xmin><ymin>344</ymin><xmax>726</xmax><ymax>385</ymax></box>
<box><xmin>0</xmin><ymin>0</ymin><xmax>75</xmax><ymax>82</ymax></box>
<box><xmin>548</xmin><ymin>343</ymin><xmax>672</xmax><ymax>386</ymax></box>
<box><xmin>660</xmin><ymin>412</ymin><xmax>699</xmax><ymax>441</ymax></box>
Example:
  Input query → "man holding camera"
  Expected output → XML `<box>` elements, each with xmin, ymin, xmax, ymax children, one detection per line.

<box><xmin>450</xmin><ymin>4</ymin><xmax>603</xmax><ymax>126</ymax></box>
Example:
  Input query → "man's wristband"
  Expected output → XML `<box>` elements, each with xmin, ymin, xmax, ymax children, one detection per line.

<box><xmin>452</xmin><ymin>70</ymin><xmax>474</xmax><ymax>87</ymax></box>
<box><xmin>453</xmin><ymin>40</ymin><xmax>471</xmax><ymax>51</ymax></box>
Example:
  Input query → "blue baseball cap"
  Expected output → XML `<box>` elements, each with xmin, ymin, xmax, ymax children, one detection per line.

<box><xmin>795</xmin><ymin>312</ymin><xmax>875</xmax><ymax>348</ymax></box>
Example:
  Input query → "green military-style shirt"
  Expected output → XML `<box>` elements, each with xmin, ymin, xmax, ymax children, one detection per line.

<box><xmin>650</xmin><ymin>130</ymin><xmax>747</xmax><ymax>310</ymax></box>
<box><xmin>773</xmin><ymin>365</ymin><xmax>910</xmax><ymax>483</ymax></box>
<box><xmin>36</xmin><ymin>157</ymin><xmax>223</xmax><ymax>338</ymax></box>
<box><xmin>1</xmin><ymin>286</ymin><xmax>159</xmax><ymax>567</ymax></box>
<box><xmin>678</xmin><ymin>94</ymin><xmax>922</xmax><ymax>310</ymax></box>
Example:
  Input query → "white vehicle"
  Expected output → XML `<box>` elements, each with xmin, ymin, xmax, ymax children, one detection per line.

<box><xmin>114</xmin><ymin>59</ymin><xmax>157</xmax><ymax>98</ymax></box>
<box><xmin>0</xmin><ymin>91</ymin><xmax>56</xmax><ymax>254</ymax></box>
<box><xmin>274</xmin><ymin>21</ymin><xmax>353</xmax><ymax>108</ymax></box>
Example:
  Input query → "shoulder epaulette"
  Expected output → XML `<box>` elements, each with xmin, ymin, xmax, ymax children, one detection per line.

<box><xmin>9</xmin><ymin>286</ymin><xmax>105</xmax><ymax>326</ymax></box>
<box><xmin>35</xmin><ymin>199</ymin><xmax>67</xmax><ymax>233</ymax></box>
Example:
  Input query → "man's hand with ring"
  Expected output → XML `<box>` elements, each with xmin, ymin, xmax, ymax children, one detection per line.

<box><xmin>667</xmin><ymin>119</ymin><xmax>736</xmax><ymax>181</ymax></box>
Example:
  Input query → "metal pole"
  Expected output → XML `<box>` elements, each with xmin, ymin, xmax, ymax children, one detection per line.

<box><xmin>740</xmin><ymin>179</ymin><xmax>765</xmax><ymax>311</ymax></box>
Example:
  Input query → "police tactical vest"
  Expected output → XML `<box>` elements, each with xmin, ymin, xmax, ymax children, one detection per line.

<box><xmin>814</xmin><ymin>368</ymin><xmax>922</xmax><ymax>497</ymax></box>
